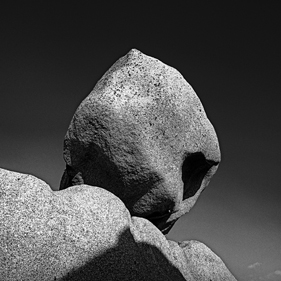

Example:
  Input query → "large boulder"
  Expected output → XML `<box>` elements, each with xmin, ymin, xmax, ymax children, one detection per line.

<box><xmin>60</xmin><ymin>49</ymin><xmax>221</xmax><ymax>234</ymax></box>
<box><xmin>0</xmin><ymin>168</ymin><xmax>237</xmax><ymax>280</ymax></box>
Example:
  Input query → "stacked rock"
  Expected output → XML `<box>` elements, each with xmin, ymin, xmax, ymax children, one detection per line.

<box><xmin>60</xmin><ymin>49</ymin><xmax>221</xmax><ymax>234</ymax></box>
<box><xmin>0</xmin><ymin>49</ymin><xmax>237</xmax><ymax>280</ymax></box>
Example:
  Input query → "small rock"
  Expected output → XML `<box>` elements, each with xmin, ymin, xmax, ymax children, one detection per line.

<box><xmin>60</xmin><ymin>49</ymin><xmax>221</xmax><ymax>233</ymax></box>
<box><xmin>178</xmin><ymin>240</ymin><xmax>238</xmax><ymax>280</ymax></box>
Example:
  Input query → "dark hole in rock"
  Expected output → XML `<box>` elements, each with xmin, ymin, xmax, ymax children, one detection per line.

<box><xmin>144</xmin><ymin>208</ymin><xmax>174</xmax><ymax>233</ymax></box>
<box><xmin>182</xmin><ymin>152</ymin><xmax>219</xmax><ymax>200</ymax></box>
<box><xmin>146</xmin><ymin>210</ymin><xmax>171</xmax><ymax>222</ymax></box>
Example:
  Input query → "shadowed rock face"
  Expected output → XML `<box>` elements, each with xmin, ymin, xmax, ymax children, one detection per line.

<box><xmin>0</xmin><ymin>168</ymin><xmax>237</xmax><ymax>281</ymax></box>
<box><xmin>60</xmin><ymin>49</ymin><xmax>221</xmax><ymax>234</ymax></box>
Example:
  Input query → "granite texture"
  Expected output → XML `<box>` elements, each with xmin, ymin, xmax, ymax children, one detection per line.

<box><xmin>0</xmin><ymin>168</ymin><xmax>237</xmax><ymax>280</ymax></box>
<box><xmin>60</xmin><ymin>48</ymin><xmax>221</xmax><ymax>234</ymax></box>
<box><xmin>178</xmin><ymin>240</ymin><xmax>237</xmax><ymax>280</ymax></box>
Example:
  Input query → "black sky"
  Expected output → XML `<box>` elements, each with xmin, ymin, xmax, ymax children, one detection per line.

<box><xmin>1</xmin><ymin>2</ymin><xmax>280</xmax><ymax>280</ymax></box>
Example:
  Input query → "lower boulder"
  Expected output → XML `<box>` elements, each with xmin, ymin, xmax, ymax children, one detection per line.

<box><xmin>0</xmin><ymin>168</ymin><xmax>236</xmax><ymax>280</ymax></box>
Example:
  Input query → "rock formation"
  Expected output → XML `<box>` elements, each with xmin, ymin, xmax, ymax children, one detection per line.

<box><xmin>60</xmin><ymin>49</ymin><xmax>221</xmax><ymax>234</ymax></box>
<box><xmin>0</xmin><ymin>168</ymin><xmax>237</xmax><ymax>280</ymax></box>
<box><xmin>1</xmin><ymin>49</ymin><xmax>238</xmax><ymax>280</ymax></box>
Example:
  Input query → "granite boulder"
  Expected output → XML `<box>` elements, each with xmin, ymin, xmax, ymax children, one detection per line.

<box><xmin>60</xmin><ymin>49</ymin><xmax>221</xmax><ymax>234</ymax></box>
<box><xmin>0</xmin><ymin>168</ymin><xmax>237</xmax><ymax>280</ymax></box>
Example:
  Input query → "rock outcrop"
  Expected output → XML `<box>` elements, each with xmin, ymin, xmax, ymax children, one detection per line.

<box><xmin>60</xmin><ymin>49</ymin><xmax>221</xmax><ymax>234</ymax></box>
<box><xmin>0</xmin><ymin>49</ymin><xmax>238</xmax><ymax>280</ymax></box>
<box><xmin>0</xmin><ymin>168</ymin><xmax>237</xmax><ymax>280</ymax></box>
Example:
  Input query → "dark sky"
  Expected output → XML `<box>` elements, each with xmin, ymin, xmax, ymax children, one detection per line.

<box><xmin>1</xmin><ymin>2</ymin><xmax>280</xmax><ymax>280</ymax></box>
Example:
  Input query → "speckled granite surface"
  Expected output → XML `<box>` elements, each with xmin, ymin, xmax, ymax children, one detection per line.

<box><xmin>60</xmin><ymin>49</ymin><xmax>221</xmax><ymax>234</ymax></box>
<box><xmin>1</xmin><ymin>168</ymin><xmax>237</xmax><ymax>280</ymax></box>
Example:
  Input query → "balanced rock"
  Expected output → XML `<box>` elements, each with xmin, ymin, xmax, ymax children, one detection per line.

<box><xmin>0</xmin><ymin>168</ymin><xmax>237</xmax><ymax>280</ymax></box>
<box><xmin>60</xmin><ymin>49</ymin><xmax>221</xmax><ymax>233</ymax></box>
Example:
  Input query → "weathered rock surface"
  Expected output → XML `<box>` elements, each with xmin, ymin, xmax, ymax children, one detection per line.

<box><xmin>60</xmin><ymin>48</ymin><xmax>221</xmax><ymax>233</ymax></box>
<box><xmin>179</xmin><ymin>240</ymin><xmax>237</xmax><ymax>280</ymax></box>
<box><xmin>1</xmin><ymin>168</ymin><xmax>237</xmax><ymax>280</ymax></box>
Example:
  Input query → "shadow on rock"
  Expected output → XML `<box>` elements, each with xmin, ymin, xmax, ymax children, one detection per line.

<box><xmin>59</xmin><ymin>227</ymin><xmax>186</xmax><ymax>281</ymax></box>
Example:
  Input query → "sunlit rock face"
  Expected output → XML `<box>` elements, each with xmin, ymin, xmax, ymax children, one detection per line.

<box><xmin>0</xmin><ymin>168</ymin><xmax>185</xmax><ymax>280</ymax></box>
<box><xmin>0</xmin><ymin>168</ymin><xmax>237</xmax><ymax>281</ymax></box>
<box><xmin>60</xmin><ymin>49</ymin><xmax>221</xmax><ymax>234</ymax></box>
